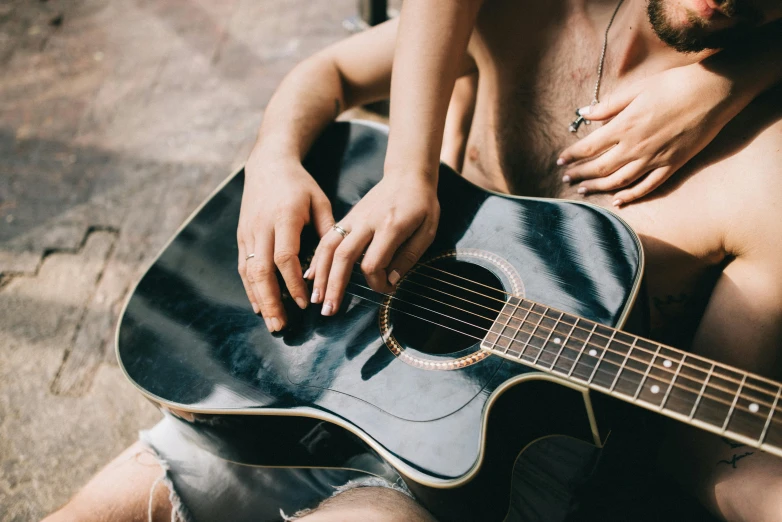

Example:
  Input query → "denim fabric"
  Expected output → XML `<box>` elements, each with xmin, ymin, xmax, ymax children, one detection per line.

<box><xmin>140</xmin><ymin>415</ymin><xmax>408</xmax><ymax>522</ymax></box>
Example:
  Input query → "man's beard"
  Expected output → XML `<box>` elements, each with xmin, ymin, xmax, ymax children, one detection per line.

<box><xmin>647</xmin><ymin>0</ymin><xmax>763</xmax><ymax>53</ymax></box>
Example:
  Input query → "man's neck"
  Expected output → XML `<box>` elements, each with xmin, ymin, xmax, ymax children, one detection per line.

<box><xmin>589</xmin><ymin>0</ymin><xmax>710</xmax><ymax>80</ymax></box>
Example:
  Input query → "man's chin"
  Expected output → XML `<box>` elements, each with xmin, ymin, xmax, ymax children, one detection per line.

<box><xmin>648</xmin><ymin>0</ymin><xmax>712</xmax><ymax>53</ymax></box>
<box><xmin>647</xmin><ymin>0</ymin><xmax>764</xmax><ymax>53</ymax></box>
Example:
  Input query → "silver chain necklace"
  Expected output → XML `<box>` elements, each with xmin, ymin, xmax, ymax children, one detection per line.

<box><xmin>569</xmin><ymin>0</ymin><xmax>625</xmax><ymax>133</ymax></box>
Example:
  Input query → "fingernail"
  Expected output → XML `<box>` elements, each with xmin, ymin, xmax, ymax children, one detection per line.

<box><xmin>271</xmin><ymin>317</ymin><xmax>282</xmax><ymax>331</ymax></box>
<box><xmin>388</xmin><ymin>269</ymin><xmax>401</xmax><ymax>286</ymax></box>
<box><xmin>321</xmin><ymin>301</ymin><xmax>333</xmax><ymax>316</ymax></box>
<box><xmin>252</xmin><ymin>302</ymin><xmax>259</xmax><ymax>314</ymax></box>
<box><xmin>295</xmin><ymin>297</ymin><xmax>307</xmax><ymax>309</ymax></box>
<box><xmin>303</xmin><ymin>268</ymin><xmax>312</xmax><ymax>279</ymax></box>
<box><xmin>578</xmin><ymin>105</ymin><xmax>592</xmax><ymax>116</ymax></box>
<box><xmin>264</xmin><ymin>317</ymin><xmax>273</xmax><ymax>331</ymax></box>
<box><xmin>556</xmin><ymin>158</ymin><xmax>566</xmax><ymax>166</ymax></box>
<box><xmin>577</xmin><ymin>187</ymin><xmax>587</xmax><ymax>195</ymax></box>
<box><xmin>613</xmin><ymin>199</ymin><xmax>623</xmax><ymax>207</ymax></box>
<box><xmin>562</xmin><ymin>175</ymin><xmax>571</xmax><ymax>183</ymax></box>
<box><xmin>310</xmin><ymin>288</ymin><xmax>320</xmax><ymax>303</ymax></box>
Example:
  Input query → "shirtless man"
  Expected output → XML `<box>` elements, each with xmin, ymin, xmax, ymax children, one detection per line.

<box><xmin>48</xmin><ymin>0</ymin><xmax>782</xmax><ymax>520</ymax></box>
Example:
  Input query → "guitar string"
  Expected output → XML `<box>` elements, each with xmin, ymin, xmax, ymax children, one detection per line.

<box><xmin>347</xmin><ymin>272</ymin><xmax>782</xmax><ymax>414</ymax></box>
<box><xmin>345</xmin><ymin>283</ymin><xmax>782</xmax><ymax>432</ymax></box>
<box><xmin>341</xmin><ymin>281</ymin><xmax>782</xmax><ymax>430</ymax></box>
<box><xmin>400</xmin><ymin>268</ymin><xmax>777</xmax><ymax>397</ymax></box>
<box><xmin>343</xmin><ymin>283</ymin><xmax>737</xmax><ymax>410</ymax></box>
<box><xmin>347</xmin><ymin>260</ymin><xmax>780</xmax><ymax>399</ymax></box>
<box><xmin>349</xmin><ymin>266</ymin><xmax>781</xmax><ymax>405</ymax></box>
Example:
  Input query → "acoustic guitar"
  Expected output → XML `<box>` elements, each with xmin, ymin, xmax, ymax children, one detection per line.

<box><xmin>117</xmin><ymin>121</ymin><xmax>782</xmax><ymax>521</ymax></box>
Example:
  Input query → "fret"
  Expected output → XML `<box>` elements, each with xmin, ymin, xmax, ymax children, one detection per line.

<box><xmin>693</xmin><ymin>365</ymin><xmax>742</xmax><ymax>430</ymax></box>
<box><xmin>533</xmin><ymin>311</ymin><xmax>563</xmax><ymax>365</ymax></box>
<box><xmin>635</xmin><ymin>346</ymin><xmax>686</xmax><ymax>408</ymax></box>
<box><xmin>587</xmin><ymin>329</ymin><xmax>631</xmax><ymax>390</ymax></box>
<box><xmin>724</xmin><ymin>376</ymin><xmax>779</xmax><ymax>441</ymax></box>
<box><xmin>689</xmin><ymin>363</ymin><xmax>715</xmax><ymax>420</ymax></box>
<box><xmin>566</xmin><ymin>322</ymin><xmax>598</xmax><ymax>380</ymax></box>
<box><xmin>586</xmin><ymin>327</ymin><xmax>616</xmax><ymax>389</ymax></box>
<box><xmin>515</xmin><ymin>305</ymin><xmax>550</xmax><ymax>363</ymax></box>
<box><xmin>633</xmin><ymin>344</ymin><xmax>661</xmax><ymax>401</ymax></box>
<box><xmin>611</xmin><ymin>337</ymin><xmax>655</xmax><ymax>397</ymax></box>
<box><xmin>483</xmin><ymin>296</ymin><xmax>522</xmax><ymax>353</ymax></box>
<box><xmin>549</xmin><ymin>317</ymin><xmax>579</xmax><ymax>373</ymax></box>
<box><xmin>760</xmin><ymin>386</ymin><xmax>782</xmax><ymax>446</ymax></box>
<box><xmin>535</xmin><ymin>312</ymin><xmax>578</xmax><ymax>370</ymax></box>
<box><xmin>504</xmin><ymin>300</ymin><xmax>534</xmax><ymax>358</ymax></box>
<box><xmin>721</xmin><ymin>375</ymin><xmax>747</xmax><ymax>431</ymax></box>
<box><xmin>659</xmin><ymin>354</ymin><xmax>685</xmax><ymax>410</ymax></box>
<box><xmin>570</xmin><ymin>324</ymin><xmax>616</xmax><ymax>384</ymax></box>
<box><xmin>659</xmin><ymin>355</ymin><xmax>710</xmax><ymax>418</ymax></box>
<box><xmin>763</xmin><ymin>403</ymin><xmax>782</xmax><ymax>451</ymax></box>
<box><xmin>609</xmin><ymin>337</ymin><xmax>636</xmax><ymax>393</ymax></box>
<box><xmin>480</xmin><ymin>300</ymin><xmax>782</xmax><ymax>455</ymax></box>
<box><xmin>501</xmin><ymin>297</ymin><xmax>523</xmax><ymax>354</ymax></box>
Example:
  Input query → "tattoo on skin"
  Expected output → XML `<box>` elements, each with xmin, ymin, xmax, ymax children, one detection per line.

<box><xmin>649</xmin><ymin>292</ymin><xmax>702</xmax><ymax>346</ymax></box>
<box><xmin>718</xmin><ymin>437</ymin><xmax>754</xmax><ymax>468</ymax></box>
<box><xmin>652</xmin><ymin>293</ymin><xmax>692</xmax><ymax>318</ymax></box>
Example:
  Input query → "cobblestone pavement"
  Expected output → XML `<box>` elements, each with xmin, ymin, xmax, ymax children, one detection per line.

<box><xmin>0</xmin><ymin>1</ymin><xmax>387</xmax><ymax>518</ymax></box>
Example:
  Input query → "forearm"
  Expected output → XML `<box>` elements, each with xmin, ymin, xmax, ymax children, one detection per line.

<box><xmin>249</xmin><ymin>20</ymin><xmax>397</xmax><ymax>169</ymax></box>
<box><xmin>660</xmin><ymin>426</ymin><xmax>782</xmax><ymax>522</ymax></box>
<box><xmin>249</xmin><ymin>58</ymin><xmax>347</xmax><ymax>167</ymax></box>
<box><xmin>385</xmin><ymin>0</ymin><xmax>483</xmax><ymax>179</ymax></box>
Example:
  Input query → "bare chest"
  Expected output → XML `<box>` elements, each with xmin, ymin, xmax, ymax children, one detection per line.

<box><xmin>463</xmin><ymin>12</ymin><xmax>726</xmax><ymax>345</ymax></box>
<box><xmin>467</xmin><ymin>5</ymin><xmax>613</xmax><ymax>197</ymax></box>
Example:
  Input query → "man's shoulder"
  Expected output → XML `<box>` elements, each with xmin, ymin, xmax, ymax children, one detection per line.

<box><xmin>707</xmin><ymin>87</ymin><xmax>782</xmax><ymax>173</ymax></box>
<box><xmin>703</xmin><ymin>88</ymin><xmax>782</xmax><ymax>255</ymax></box>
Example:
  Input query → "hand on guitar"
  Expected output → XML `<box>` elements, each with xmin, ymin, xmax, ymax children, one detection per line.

<box><xmin>557</xmin><ymin>60</ymin><xmax>751</xmax><ymax>206</ymax></box>
<box><xmin>238</xmin><ymin>154</ymin><xmax>334</xmax><ymax>332</ymax></box>
<box><xmin>307</xmin><ymin>173</ymin><xmax>440</xmax><ymax>318</ymax></box>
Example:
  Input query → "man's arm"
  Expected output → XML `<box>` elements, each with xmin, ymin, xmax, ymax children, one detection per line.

<box><xmin>660</xmin><ymin>259</ymin><xmax>782</xmax><ymax>520</ymax></box>
<box><xmin>239</xmin><ymin>20</ymin><xmax>399</xmax><ymax>329</ymax></box>
<box><xmin>240</xmin><ymin>17</ymin><xmax>478</xmax><ymax>329</ymax></box>
<box><xmin>659</xmin><ymin>128</ymin><xmax>782</xmax><ymax>521</ymax></box>
<box><xmin>249</xmin><ymin>19</ymin><xmax>399</xmax><ymax>165</ymax></box>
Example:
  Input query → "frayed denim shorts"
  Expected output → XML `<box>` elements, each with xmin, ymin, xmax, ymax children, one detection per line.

<box><xmin>140</xmin><ymin>415</ymin><xmax>413</xmax><ymax>522</ymax></box>
<box><xmin>139</xmin><ymin>412</ymin><xmax>606</xmax><ymax>522</ymax></box>
<box><xmin>136</xmin><ymin>406</ymin><xmax>717</xmax><ymax>522</ymax></box>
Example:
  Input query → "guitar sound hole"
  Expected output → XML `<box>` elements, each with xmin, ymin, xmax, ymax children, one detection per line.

<box><xmin>390</xmin><ymin>259</ymin><xmax>504</xmax><ymax>355</ymax></box>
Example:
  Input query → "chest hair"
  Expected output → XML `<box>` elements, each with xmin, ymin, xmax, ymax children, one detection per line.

<box><xmin>494</xmin><ymin>16</ymin><xmax>616</xmax><ymax>197</ymax></box>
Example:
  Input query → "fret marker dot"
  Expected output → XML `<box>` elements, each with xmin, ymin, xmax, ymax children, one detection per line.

<box><xmin>588</xmin><ymin>349</ymin><xmax>598</xmax><ymax>357</ymax></box>
<box><xmin>650</xmin><ymin>385</ymin><xmax>660</xmax><ymax>394</ymax></box>
<box><xmin>749</xmin><ymin>403</ymin><xmax>760</xmax><ymax>413</ymax></box>
<box><xmin>663</xmin><ymin>359</ymin><xmax>672</xmax><ymax>368</ymax></box>
<box><xmin>553</xmin><ymin>338</ymin><xmax>561</xmax><ymax>344</ymax></box>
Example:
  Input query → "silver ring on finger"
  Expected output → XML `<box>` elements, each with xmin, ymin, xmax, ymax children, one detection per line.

<box><xmin>245</xmin><ymin>253</ymin><xmax>255</xmax><ymax>261</ymax></box>
<box><xmin>331</xmin><ymin>224</ymin><xmax>349</xmax><ymax>239</ymax></box>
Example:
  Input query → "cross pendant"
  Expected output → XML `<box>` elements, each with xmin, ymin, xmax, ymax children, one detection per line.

<box><xmin>568</xmin><ymin>109</ymin><xmax>591</xmax><ymax>133</ymax></box>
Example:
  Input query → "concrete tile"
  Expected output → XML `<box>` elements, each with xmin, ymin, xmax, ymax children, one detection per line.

<box><xmin>0</xmin><ymin>0</ymin><xmax>367</xmax><ymax>517</ymax></box>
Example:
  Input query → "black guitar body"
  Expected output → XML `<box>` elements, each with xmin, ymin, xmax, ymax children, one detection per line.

<box><xmin>118</xmin><ymin>121</ymin><xmax>644</xmax><ymax>521</ymax></box>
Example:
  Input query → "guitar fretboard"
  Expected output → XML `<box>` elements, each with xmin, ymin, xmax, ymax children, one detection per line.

<box><xmin>481</xmin><ymin>297</ymin><xmax>782</xmax><ymax>457</ymax></box>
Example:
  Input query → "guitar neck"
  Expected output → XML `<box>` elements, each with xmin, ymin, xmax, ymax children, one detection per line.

<box><xmin>481</xmin><ymin>296</ymin><xmax>782</xmax><ymax>458</ymax></box>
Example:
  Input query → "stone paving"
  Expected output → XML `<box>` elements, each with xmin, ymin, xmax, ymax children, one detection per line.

<box><xmin>0</xmin><ymin>1</ymin><xmax>390</xmax><ymax>518</ymax></box>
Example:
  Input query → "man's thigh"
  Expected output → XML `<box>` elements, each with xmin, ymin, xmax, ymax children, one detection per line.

<box><xmin>48</xmin><ymin>415</ymin><xmax>424</xmax><ymax>522</ymax></box>
<box><xmin>295</xmin><ymin>486</ymin><xmax>436</xmax><ymax>522</ymax></box>
<box><xmin>44</xmin><ymin>441</ymin><xmax>177</xmax><ymax>522</ymax></box>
